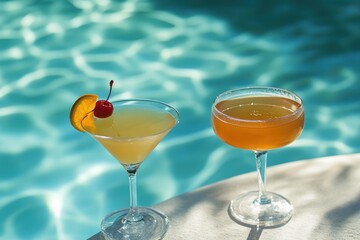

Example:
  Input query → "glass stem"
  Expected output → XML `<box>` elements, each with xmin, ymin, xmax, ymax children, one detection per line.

<box><xmin>254</xmin><ymin>150</ymin><xmax>270</xmax><ymax>204</ymax></box>
<box><xmin>125</xmin><ymin>171</ymin><xmax>142</xmax><ymax>222</ymax></box>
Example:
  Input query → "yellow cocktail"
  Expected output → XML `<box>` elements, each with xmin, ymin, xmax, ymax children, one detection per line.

<box><xmin>81</xmin><ymin>99</ymin><xmax>179</xmax><ymax>240</ymax></box>
<box><xmin>91</xmin><ymin>107</ymin><xmax>176</xmax><ymax>165</ymax></box>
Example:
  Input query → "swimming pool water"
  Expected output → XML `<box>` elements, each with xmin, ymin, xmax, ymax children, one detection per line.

<box><xmin>1</xmin><ymin>0</ymin><xmax>359</xmax><ymax>239</ymax></box>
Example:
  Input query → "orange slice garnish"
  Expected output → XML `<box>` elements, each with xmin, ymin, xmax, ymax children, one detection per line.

<box><xmin>70</xmin><ymin>94</ymin><xmax>98</xmax><ymax>132</ymax></box>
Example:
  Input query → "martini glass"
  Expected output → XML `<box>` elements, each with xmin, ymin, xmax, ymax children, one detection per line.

<box><xmin>211</xmin><ymin>87</ymin><xmax>304</xmax><ymax>227</ymax></box>
<box><xmin>82</xmin><ymin>99</ymin><xmax>179</xmax><ymax>240</ymax></box>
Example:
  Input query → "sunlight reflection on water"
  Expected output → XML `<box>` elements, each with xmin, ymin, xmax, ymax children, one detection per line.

<box><xmin>0</xmin><ymin>0</ymin><xmax>359</xmax><ymax>239</ymax></box>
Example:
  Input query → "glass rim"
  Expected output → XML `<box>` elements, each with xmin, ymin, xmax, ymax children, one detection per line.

<box><xmin>212</xmin><ymin>86</ymin><xmax>304</xmax><ymax>124</ymax></box>
<box><xmin>81</xmin><ymin>98</ymin><xmax>180</xmax><ymax>140</ymax></box>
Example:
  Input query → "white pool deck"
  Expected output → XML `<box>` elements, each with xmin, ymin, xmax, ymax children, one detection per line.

<box><xmin>89</xmin><ymin>153</ymin><xmax>360</xmax><ymax>240</ymax></box>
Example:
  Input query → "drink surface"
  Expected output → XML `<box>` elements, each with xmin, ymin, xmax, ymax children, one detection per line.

<box><xmin>92</xmin><ymin>106</ymin><xmax>176</xmax><ymax>165</ymax></box>
<box><xmin>212</xmin><ymin>96</ymin><xmax>304</xmax><ymax>150</ymax></box>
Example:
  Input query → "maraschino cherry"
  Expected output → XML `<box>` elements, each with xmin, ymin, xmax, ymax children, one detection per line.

<box><xmin>94</xmin><ymin>80</ymin><xmax>114</xmax><ymax>118</ymax></box>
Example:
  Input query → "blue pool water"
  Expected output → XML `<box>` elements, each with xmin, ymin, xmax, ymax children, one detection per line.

<box><xmin>1</xmin><ymin>0</ymin><xmax>359</xmax><ymax>239</ymax></box>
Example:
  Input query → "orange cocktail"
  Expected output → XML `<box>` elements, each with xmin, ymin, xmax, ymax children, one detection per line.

<box><xmin>212</xmin><ymin>96</ymin><xmax>304</xmax><ymax>151</ymax></box>
<box><xmin>211</xmin><ymin>87</ymin><xmax>304</xmax><ymax>227</ymax></box>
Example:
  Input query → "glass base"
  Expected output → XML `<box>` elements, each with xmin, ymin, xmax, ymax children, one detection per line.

<box><xmin>229</xmin><ymin>191</ymin><xmax>293</xmax><ymax>227</ymax></box>
<box><xmin>101</xmin><ymin>207</ymin><xmax>169</xmax><ymax>240</ymax></box>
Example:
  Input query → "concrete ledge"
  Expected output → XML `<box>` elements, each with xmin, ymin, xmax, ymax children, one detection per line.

<box><xmin>89</xmin><ymin>154</ymin><xmax>360</xmax><ymax>239</ymax></box>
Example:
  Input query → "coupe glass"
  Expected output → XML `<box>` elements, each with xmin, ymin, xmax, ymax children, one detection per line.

<box><xmin>82</xmin><ymin>99</ymin><xmax>179</xmax><ymax>240</ymax></box>
<box><xmin>211</xmin><ymin>87</ymin><xmax>304</xmax><ymax>227</ymax></box>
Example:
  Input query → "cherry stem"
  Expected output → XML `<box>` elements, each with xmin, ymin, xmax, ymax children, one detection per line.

<box><xmin>105</xmin><ymin>80</ymin><xmax>114</xmax><ymax>102</ymax></box>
